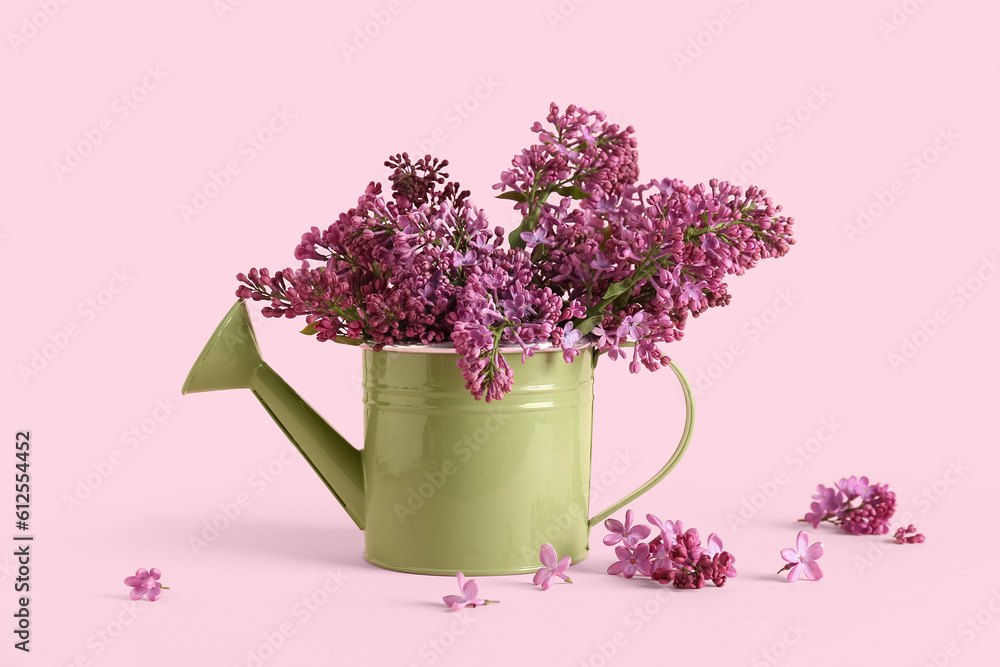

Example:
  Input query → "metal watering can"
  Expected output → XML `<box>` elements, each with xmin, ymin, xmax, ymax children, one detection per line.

<box><xmin>182</xmin><ymin>300</ymin><xmax>695</xmax><ymax>575</ymax></box>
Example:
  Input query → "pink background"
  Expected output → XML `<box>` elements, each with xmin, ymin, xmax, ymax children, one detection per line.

<box><xmin>4</xmin><ymin>1</ymin><xmax>999</xmax><ymax>665</ymax></box>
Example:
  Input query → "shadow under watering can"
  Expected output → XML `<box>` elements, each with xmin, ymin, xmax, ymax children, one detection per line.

<box><xmin>182</xmin><ymin>299</ymin><xmax>695</xmax><ymax>575</ymax></box>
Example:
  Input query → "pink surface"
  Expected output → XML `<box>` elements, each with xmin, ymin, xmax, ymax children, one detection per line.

<box><xmin>4</xmin><ymin>1</ymin><xmax>998</xmax><ymax>665</ymax></box>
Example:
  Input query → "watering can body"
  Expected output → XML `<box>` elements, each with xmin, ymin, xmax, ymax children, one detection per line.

<box><xmin>362</xmin><ymin>347</ymin><xmax>594</xmax><ymax>573</ymax></box>
<box><xmin>183</xmin><ymin>300</ymin><xmax>694</xmax><ymax>575</ymax></box>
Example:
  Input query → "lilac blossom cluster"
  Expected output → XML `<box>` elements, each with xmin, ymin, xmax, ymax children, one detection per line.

<box><xmin>603</xmin><ymin>510</ymin><xmax>737</xmax><ymax>589</ymax></box>
<box><xmin>802</xmin><ymin>475</ymin><xmax>898</xmax><ymax>536</ymax></box>
<box><xmin>496</xmin><ymin>103</ymin><xmax>795</xmax><ymax>375</ymax></box>
<box><xmin>236</xmin><ymin>154</ymin><xmax>571</xmax><ymax>400</ymax></box>
<box><xmin>237</xmin><ymin>104</ymin><xmax>795</xmax><ymax>400</ymax></box>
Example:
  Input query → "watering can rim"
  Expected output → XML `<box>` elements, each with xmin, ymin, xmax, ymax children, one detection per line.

<box><xmin>358</xmin><ymin>337</ymin><xmax>597</xmax><ymax>354</ymax></box>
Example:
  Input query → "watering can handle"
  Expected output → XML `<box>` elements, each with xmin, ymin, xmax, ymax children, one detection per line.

<box><xmin>587</xmin><ymin>360</ymin><xmax>695</xmax><ymax>529</ymax></box>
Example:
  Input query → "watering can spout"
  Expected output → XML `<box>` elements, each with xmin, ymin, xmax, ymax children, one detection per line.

<box><xmin>182</xmin><ymin>300</ymin><xmax>366</xmax><ymax>529</ymax></box>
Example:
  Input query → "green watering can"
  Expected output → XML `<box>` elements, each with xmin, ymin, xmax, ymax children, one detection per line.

<box><xmin>182</xmin><ymin>300</ymin><xmax>694</xmax><ymax>575</ymax></box>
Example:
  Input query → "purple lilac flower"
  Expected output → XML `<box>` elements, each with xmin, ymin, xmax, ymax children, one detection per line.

<box><xmin>520</xmin><ymin>227</ymin><xmax>553</xmax><ymax>248</ymax></box>
<box><xmin>533</xmin><ymin>543</ymin><xmax>573</xmax><ymax>590</ymax></box>
<box><xmin>678</xmin><ymin>281</ymin><xmax>709</xmax><ymax>309</ymax></box>
<box><xmin>836</xmin><ymin>475</ymin><xmax>871</xmax><ymax>500</ymax></box>
<box><xmin>645</xmin><ymin>514</ymin><xmax>683</xmax><ymax>545</ymax></box>
<box><xmin>590</xmin><ymin>251</ymin><xmax>613</xmax><ymax>272</ymax></box>
<box><xmin>779</xmin><ymin>531</ymin><xmax>824</xmax><ymax>583</ymax></box>
<box><xmin>648</xmin><ymin>537</ymin><xmax>673</xmax><ymax>573</ymax></box>
<box><xmin>616</xmin><ymin>313</ymin><xmax>648</xmax><ymax>341</ymax></box>
<box><xmin>559</xmin><ymin>322</ymin><xmax>582</xmax><ymax>363</ymax></box>
<box><xmin>454</xmin><ymin>250</ymin><xmax>477</xmax><ymax>267</ymax></box>
<box><xmin>501</xmin><ymin>293</ymin><xmax>535</xmax><ymax>319</ymax></box>
<box><xmin>803</xmin><ymin>484</ymin><xmax>845</xmax><ymax>528</ymax></box>
<box><xmin>591</xmin><ymin>325</ymin><xmax>623</xmax><ymax>361</ymax></box>
<box><xmin>124</xmin><ymin>568</ymin><xmax>168</xmax><ymax>601</ymax></box>
<box><xmin>442</xmin><ymin>572</ymin><xmax>499</xmax><ymax>610</ymax></box>
<box><xmin>607</xmin><ymin>543</ymin><xmax>653</xmax><ymax>578</ymax></box>
<box><xmin>603</xmin><ymin>509</ymin><xmax>651</xmax><ymax>548</ymax></box>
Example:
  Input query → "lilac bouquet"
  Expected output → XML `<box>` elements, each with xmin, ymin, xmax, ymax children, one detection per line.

<box><xmin>237</xmin><ymin>103</ymin><xmax>795</xmax><ymax>400</ymax></box>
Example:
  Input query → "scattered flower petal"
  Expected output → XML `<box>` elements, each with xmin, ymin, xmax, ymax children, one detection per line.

<box><xmin>533</xmin><ymin>543</ymin><xmax>573</xmax><ymax>590</ymax></box>
<box><xmin>442</xmin><ymin>572</ymin><xmax>499</xmax><ymax>610</ymax></box>
<box><xmin>779</xmin><ymin>531</ymin><xmax>824</xmax><ymax>583</ymax></box>
<box><xmin>124</xmin><ymin>567</ymin><xmax>169</xmax><ymax>601</ymax></box>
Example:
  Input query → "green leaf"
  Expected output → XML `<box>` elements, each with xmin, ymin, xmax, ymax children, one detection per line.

<box><xmin>495</xmin><ymin>191</ymin><xmax>529</xmax><ymax>202</ymax></box>
<box><xmin>555</xmin><ymin>184</ymin><xmax>592</xmax><ymax>200</ymax></box>
<box><xmin>601</xmin><ymin>280</ymin><xmax>631</xmax><ymax>300</ymax></box>
<box><xmin>530</xmin><ymin>243</ymin><xmax>549</xmax><ymax>263</ymax></box>
<box><xmin>574</xmin><ymin>315</ymin><xmax>603</xmax><ymax>336</ymax></box>
<box><xmin>508</xmin><ymin>220</ymin><xmax>532</xmax><ymax>249</ymax></box>
<box><xmin>333</xmin><ymin>336</ymin><xmax>364</xmax><ymax>346</ymax></box>
<box><xmin>299</xmin><ymin>323</ymin><xmax>318</xmax><ymax>336</ymax></box>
